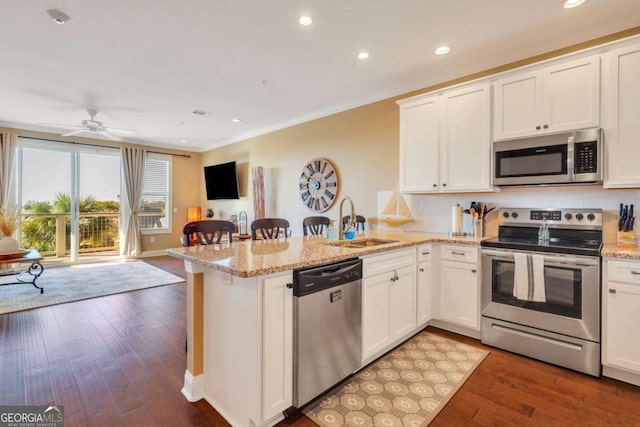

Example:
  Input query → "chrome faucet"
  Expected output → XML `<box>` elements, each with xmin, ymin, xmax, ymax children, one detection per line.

<box><xmin>339</xmin><ymin>196</ymin><xmax>356</xmax><ymax>240</ymax></box>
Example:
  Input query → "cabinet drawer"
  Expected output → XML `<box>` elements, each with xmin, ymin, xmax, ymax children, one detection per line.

<box><xmin>607</xmin><ymin>260</ymin><xmax>640</xmax><ymax>285</ymax></box>
<box><xmin>363</xmin><ymin>248</ymin><xmax>415</xmax><ymax>278</ymax></box>
<box><xmin>441</xmin><ymin>244</ymin><xmax>478</xmax><ymax>263</ymax></box>
<box><xmin>417</xmin><ymin>245</ymin><xmax>432</xmax><ymax>263</ymax></box>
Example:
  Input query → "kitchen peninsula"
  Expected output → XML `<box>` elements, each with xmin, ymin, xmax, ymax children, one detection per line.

<box><xmin>167</xmin><ymin>231</ymin><xmax>481</xmax><ymax>427</ymax></box>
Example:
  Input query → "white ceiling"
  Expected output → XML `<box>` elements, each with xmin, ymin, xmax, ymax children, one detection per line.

<box><xmin>1</xmin><ymin>1</ymin><xmax>639</xmax><ymax>152</ymax></box>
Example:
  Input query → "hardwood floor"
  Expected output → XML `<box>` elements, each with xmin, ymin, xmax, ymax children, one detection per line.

<box><xmin>1</xmin><ymin>255</ymin><xmax>639</xmax><ymax>426</ymax></box>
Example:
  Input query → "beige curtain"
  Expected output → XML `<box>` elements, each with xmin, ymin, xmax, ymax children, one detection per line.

<box><xmin>121</xmin><ymin>146</ymin><xmax>147</xmax><ymax>257</ymax></box>
<box><xmin>0</xmin><ymin>132</ymin><xmax>17</xmax><ymax>211</ymax></box>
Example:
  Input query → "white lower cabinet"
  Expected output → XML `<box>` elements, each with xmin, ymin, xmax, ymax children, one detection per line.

<box><xmin>603</xmin><ymin>259</ymin><xmax>640</xmax><ymax>381</ymax></box>
<box><xmin>362</xmin><ymin>249</ymin><xmax>416</xmax><ymax>363</ymax></box>
<box><xmin>262</xmin><ymin>274</ymin><xmax>293</xmax><ymax>421</ymax></box>
<box><xmin>438</xmin><ymin>245</ymin><xmax>480</xmax><ymax>330</ymax></box>
<box><xmin>416</xmin><ymin>245</ymin><xmax>433</xmax><ymax>327</ymax></box>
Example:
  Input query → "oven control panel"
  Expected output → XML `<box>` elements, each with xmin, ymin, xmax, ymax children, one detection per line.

<box><xmin>499</xmin><ymin>208</ymin><xmax>602</xmax><ymax>227</ymax></box>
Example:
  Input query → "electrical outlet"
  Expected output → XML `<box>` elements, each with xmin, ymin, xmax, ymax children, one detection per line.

<box><xmin>150</xmin><ymin>236</ymin><xmax>155</xmax><ymax>243</ymax></box>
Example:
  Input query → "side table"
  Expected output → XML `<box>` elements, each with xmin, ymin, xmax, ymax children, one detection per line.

<box><xmin>0</xmin><ymin>250</ymin><xmax>45</xmax><ymax>294</ymax></box>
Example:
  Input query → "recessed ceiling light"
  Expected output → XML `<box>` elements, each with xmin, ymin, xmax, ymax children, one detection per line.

<box><xmin>434</xmin><ymin>46</ymin><xmax>451</xmax><ymax>55</ymax></box>
<box><xmin>180</xmin><ymin>139</ymin><xmax>187</xmax><ymax>144</ymax></box>
<box><xmin>231</xmin><ymin>118</ymin><xmax>242</xmax><ymax>123</ymax></box>
<box><xmin>358</xmin><ymin>52</ymin><xmax>370</xmax><ymax>60</ymax></box>
<box><xmin>192</xmin><ymin>109</ymin><xmax>212</xmax><ymax>116</ymax></box>
<box><xmin>46</xmin><ymin>9</ymin><xmax>70</xmax><ymax>24</ymax></box>
<box><xmin>299</xmin><ymin>16</ymin><xmax>313</xmax><ymax>26</ymax></box>
<box><xmin>563</xmin><ymin>0</ymin><xmax>586</xmax><ymax>8</ymax></box>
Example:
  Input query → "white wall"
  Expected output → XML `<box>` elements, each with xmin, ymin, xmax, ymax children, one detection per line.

<box><xmin>386</xmin><ymin>185</ymin><xmax>640</xmax><ymax>244</ymax></box>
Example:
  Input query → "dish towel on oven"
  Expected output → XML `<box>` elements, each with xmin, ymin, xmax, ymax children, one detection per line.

<box><xmin>513</xmin><ymin>253</ymin><xmax>530</xmax><ymax>300</ymax></box>
<box><xmin>531</xmin><ymin>254</ymin><xmax>546</xmax><ymax>302</ymax></box>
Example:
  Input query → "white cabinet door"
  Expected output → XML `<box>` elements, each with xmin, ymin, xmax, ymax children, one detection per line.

<box><xmin>362</xmin><ymin>272</ymin><xmax>392</xmax><ymax>360</ymax></box>
<box><xmin>494</xmin><ymin>55</ymin><xmax>600</xmax><ymax>140</ymax></box>
<box><xmin>542</xmin><ymin>56</ymin><xmax>600</xmax><ymax>133</ymax></box>
<box><xmin>262</xmin><ymin>274</ymin><xmax>293</xmax><ymax>421</ymax></box>
<box><xmin>604</xmin><ymin>43</ymin><xmax>640</xmax><ymax>188</ymax></box>
<box><xmin>603</xmin><ymin>260</ymin><xmax>640</xmax><ymax>374</ymax></box>
<box><xmin>398</xmin><ymin>95</ymin><xmax>440</xmax><ymax>193</ymax></box>
<box><xmin>440</xmin><ymin>84</ymin><xmax>492</xmax><ymax>192</ymax></box>
<box><xmin>494</xmin><ymin>70</ymin><xmax>541</xmax><ymax>140</ymax></box>
<box><xmin>416</xmin><ymin>260</ymin><xmax>432</xmax><ymax>327</ymax></box>
<box><xmin>439</xmin><ymin>259</ymin><xmax>480</xmax><ymax>330</ymax></box>
<box><xmin>390</xmin><ymin>265</ymin><xmax>417</xmax><ymax>340</ymax></box>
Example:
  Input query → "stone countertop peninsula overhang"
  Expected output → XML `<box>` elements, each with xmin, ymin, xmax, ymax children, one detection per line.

<box><xmin>166</xmin><ymin>230</ymin><xmax>483</xmax><ymax>278</ymax></box>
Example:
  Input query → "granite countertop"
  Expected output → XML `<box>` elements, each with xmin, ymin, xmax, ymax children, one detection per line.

<box><xmin>166</xmin><ymin>230</ymin><xmax>483</xmax><ymax>278</ymax></box>
<box><xmin>601</xmin><ymin>244</ymin><xmax>640</xmax><ymax>260</ymax></box>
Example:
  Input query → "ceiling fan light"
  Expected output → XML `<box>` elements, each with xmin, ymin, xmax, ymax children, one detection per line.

<box><xmin>299</xmin><ymin>16</ymin><xmax>313</xmax><ymax>26</ymax></box>
<box><xmin>434</xmin><ymin>46</ymin><xmax>451</xmax><ymax>55</ymax></box>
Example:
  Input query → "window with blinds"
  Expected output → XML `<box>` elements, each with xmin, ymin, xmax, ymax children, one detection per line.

<box><xmin>139</xmin><ymin>153</ymin><xmax>171</xmax><ymax>231</ymax></box>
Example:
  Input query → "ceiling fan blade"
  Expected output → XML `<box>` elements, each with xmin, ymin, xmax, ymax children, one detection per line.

<box><xmin>62</xmin><ymin>129</ymin><xmax>89</xmax><ymax>137</ymax></box>
<box><xmin>104</xmin><ymin>127</ymin><xmax>138</xmax><ymax>135</ymax></box>
<box><xmin>98</xmin><ymin>130</ymin><xmax>123</xmax><ymax>141</ymax></box>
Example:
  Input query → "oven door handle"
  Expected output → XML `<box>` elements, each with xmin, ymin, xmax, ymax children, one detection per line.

<box><xmin>539</xmin><ymin>255</ymin><xmax>598</xmax><ymax>267</ymax></box>
<box><xmin>481</xmin><ymin>249</ymin><xmax>516</xmax><ymax>259</ymax></box>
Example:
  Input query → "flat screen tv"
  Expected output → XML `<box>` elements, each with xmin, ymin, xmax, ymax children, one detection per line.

<box><xmin>204</xmin><ymin>161</ymin><xmax>240</xmax><ymax>200</ymax></box>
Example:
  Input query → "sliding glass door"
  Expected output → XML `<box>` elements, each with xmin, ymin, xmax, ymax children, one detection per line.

<box><xmin>17</xmin><ymin>139</ymin><xmax>121</xmax><ymax>263</ymax></box>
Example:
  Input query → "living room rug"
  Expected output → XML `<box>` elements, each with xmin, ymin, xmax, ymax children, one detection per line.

<box><xmin>304</xmin><ymin>330</ymin><xmax>488</xmax><ymax>427</ymax></box>
<box><xmin>0</xmin><ymin>261</ymin><xmax>184</xmax><ymax>315</ymax></box>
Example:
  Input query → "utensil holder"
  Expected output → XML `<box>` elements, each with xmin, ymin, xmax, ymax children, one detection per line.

<box><xmin>473</xmin><ymin>219</ymin><xmax>484</xmax><ymax>238</ymax></box>
<box><xmin>617</xmin><ymin>231</ymin><xmax>637</xmax><ymax>250</ymax></box>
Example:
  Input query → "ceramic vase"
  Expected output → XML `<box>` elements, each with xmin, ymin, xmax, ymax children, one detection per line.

<box><xmin>0</xmin><ymin>236</ymin><xmax>19</xmax><ymax>254</ymax></box>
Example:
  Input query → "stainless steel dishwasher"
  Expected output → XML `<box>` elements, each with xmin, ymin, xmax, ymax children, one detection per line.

<box><xmin>292</xmin><ymin>257</ymin><xmax>362</xmax><ymax>408</ymax></box>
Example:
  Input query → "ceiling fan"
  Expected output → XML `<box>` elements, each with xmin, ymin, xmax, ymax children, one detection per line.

<box><xmin>60</xmin><ymin>109</ymin><xmax>136</xmax><ymax>141</ymax></box>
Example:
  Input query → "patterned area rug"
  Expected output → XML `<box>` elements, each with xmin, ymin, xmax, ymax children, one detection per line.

<box><xmin>304</xmin><ymin>331</ymin><xmax>488</xmax><ymax>427</ymax></box>
<box><xmin>0</xmin><ymin>261</ymin><xmax>184</xmax><ymax>315</ymax></box>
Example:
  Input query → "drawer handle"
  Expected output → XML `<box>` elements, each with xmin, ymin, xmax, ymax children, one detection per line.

<box><xmin>609</xmin><ymin>289</ymin><xmax>617</xmax><ymax>294</ymax></box>
<box><xmin>419</xmin><ymin>268</ymin><xmax>425</xmax><ymax>272</ymax></box>
<box><xmin>421</xmin><ymin>251</ymin><xmax>430</xmax><ymax>255</ymax></box>
<box><xmin>452</xmin><ymin>251</ymin><xmax>466</xmax><ymax>256</ymax></box>
<box><xmin>631</xmin><ymin>271</ymin><xmax>640</xmax><ymax>276</ymax></box>
<box><xmin>471</xmin><ymin>269</ymin><xmax>477</xmax><ymax>273</ymax></box>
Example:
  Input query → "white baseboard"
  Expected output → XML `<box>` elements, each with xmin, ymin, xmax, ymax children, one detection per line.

<box><xmin>603</xmin><ymin>365</ymin><xmax>640</xmax><ymax>387</ymax></box>
<box><xmin>138</xmin><ymin>249</ymin><xmax>170</xmax><ymax>258</ymax></box>
<box><xmin>181</xmin><ymin>371</ymin><xmax>205</xmax><ymax>402</ymax></box>
<box><xmin>428</xmin><ymin>319</ymin><xmax>481</xmax><ymax>340</ymax></box>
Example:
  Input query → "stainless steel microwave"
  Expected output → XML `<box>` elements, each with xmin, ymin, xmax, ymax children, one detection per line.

<box><xmin>492</xmin><ymin>128</ymin><xmax>603</xmax><ymax>186</ymax></box>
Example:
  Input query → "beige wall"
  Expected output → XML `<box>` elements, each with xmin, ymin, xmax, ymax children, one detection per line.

<box><xmin>201</xmin><ymin>99</ymin><xmax>399</xmax><ymax>235</ymax></box>
<box><xmin>0</xmin><ymin>127</ymin><xmax>201</xmax><ymax>253</ymax></box>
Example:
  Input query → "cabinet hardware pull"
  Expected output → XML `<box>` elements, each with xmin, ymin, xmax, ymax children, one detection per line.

<box><xmin>442</xmin><ymin>183</ymin><xmax>447</xmax><ymax>187</ymax></box>
<box><xmin>630</xmin><ymin>271</ymin><xmax>640</xmax><ymax>275</ymax></box>
<box><xmin>609</xmin><ymin>289</ymin><xmax>617</xmax><ymax>293</ymax></box>
<box><xmin>433</xmin><ymin>184</ymin><xmax>437</xmax><ymax>187</ymax></box>
<box><xmin>286</xmin><ymin>283</ymin><xmax>293</xmax><ymax>289</ymax></box>
<box><xmin>536</xmin><ymin>125</ymin><xmax>541</xmax><ymax>130</ymax></box>
<box><xmin>471</xmin><ymin>269</ymin><xmax>477</xmax><ymax>273</ymax></box>
<box><xmin>421</xmin><ymin>251</ymin><xmax>430</xmax><ymax>255</ymax></box>
<box><xmin>543</xmin><ymin>124</ymin><xmax>549</xmax><ymax>129</ymax></box>
<box><xmin>419</xmin><ymin>268</ymin><xmax>425</xmax><ymax>272</ymax></box>
<box><xmin>452</xmin><ymin>251</ymin><xmax>466</xmax><ymax>256</ymax></box>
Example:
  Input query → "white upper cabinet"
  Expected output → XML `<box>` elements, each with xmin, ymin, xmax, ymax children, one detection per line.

<box><xmin>440</xmin><ymin>84</ymin><xmax>492</xmax><ymax>192</ymax></box>
<box><xmin>494</xmin><ymin>55</ymin><xmax>600</xmax><ymax>140</ymax></box>
<box><xmin>398</xmin><ymin>95</ymin><xmax>440</xmax><ymax>193</ymax></box>
<box><xmin>398</xmin><ymin>83</ymin><xmax>493</xmax><ymax>193</ymax></box>
<box><xmin>604</xmin><ymin>43</ymin><xmax>640</xmax><ymax>188</ymax></box>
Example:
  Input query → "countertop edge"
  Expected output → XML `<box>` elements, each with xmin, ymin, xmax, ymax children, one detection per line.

<box><xmin>167</xmin><ymin>233</ymin><xmax>483</xmax><ymax>278</ymax></box>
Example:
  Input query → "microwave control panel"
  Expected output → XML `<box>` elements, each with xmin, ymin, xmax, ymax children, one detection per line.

<box><xmin>574</xmin><ymin>141</ymin><xmax>598</xmax><ymax>174</ymax></box>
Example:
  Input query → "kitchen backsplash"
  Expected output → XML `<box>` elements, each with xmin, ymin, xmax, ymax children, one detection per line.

<box><xmin>377</xmin><ymin>186</ymin><xmax>640</xmax><ymax>245</ymax></box>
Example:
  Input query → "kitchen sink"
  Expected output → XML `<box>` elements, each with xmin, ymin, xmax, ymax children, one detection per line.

<box><xmin>327</xmin><ymin>238</ymin><xmax>399</xmax><ymax>248</ymax></box>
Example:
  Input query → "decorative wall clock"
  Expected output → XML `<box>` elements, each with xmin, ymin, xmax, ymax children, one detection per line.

<box><xmin>298</xmin><ymin>158</ymin><xmax>339</xmax><ymax>212</ymax></box>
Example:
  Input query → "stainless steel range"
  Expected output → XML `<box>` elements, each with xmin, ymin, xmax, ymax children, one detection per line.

<box><xmin>480</xmin><ymin>208</ymin><xmax>602</xmax><ymax>376</ymax></box>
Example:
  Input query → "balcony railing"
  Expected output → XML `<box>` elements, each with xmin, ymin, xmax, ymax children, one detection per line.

<box><xmin>20</xmin><ymin>212</ymin><xmax>120</xmax><ymax>258</ymax></box>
